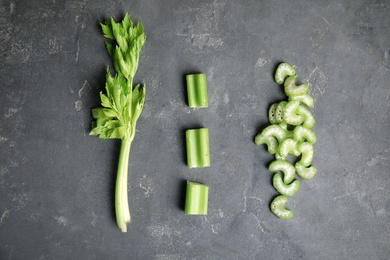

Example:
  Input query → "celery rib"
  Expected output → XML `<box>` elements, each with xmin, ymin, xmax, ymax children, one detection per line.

<box><xmin>186</xmin><ymin>74</ymin><xmax>208</xmax><ymax>108</ymax></box>
<box><xmin>186</xmin><ymin>128</ymin><xmax>210</xmax><ymax>168</ymax></box>
<box><xmin>115</xmin><ymin>139</ymin><xmax>132</xmax><ymax>232</ymax></box>
<box><xmin>184</xmin><ymin>181</ymin><xmax>209</xmax><ymax>215</ymax></box>
<box><xmin>90</xmin><ymin>13</ymin><xmax>146</xmax><ymax>232</ymax></box>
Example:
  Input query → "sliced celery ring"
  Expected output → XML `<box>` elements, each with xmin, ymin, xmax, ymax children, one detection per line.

<box><xmin>273</xmin><ymin>173</ymin><xmax>300</xmax><ymax>197</ymax></box>
<box><xmin>270</xmin><ymin>195</ymin><xmax>294</xmax><ymax>220</ymax></box>
<box><xmin>274</xmin><ymin>63</ymin><xmax>296</xmax><ymax>84</ymax></box>
<box><xmin>269</xmin><ymin>159</ymin><xmax>296</xmax><ymax>184</ymax></box>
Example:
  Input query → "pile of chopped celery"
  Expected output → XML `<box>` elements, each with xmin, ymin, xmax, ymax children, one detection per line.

<box><xmin>255</xmin><ymin>63</ymin><xmax>317</xmax><ymax>220</ymax></box>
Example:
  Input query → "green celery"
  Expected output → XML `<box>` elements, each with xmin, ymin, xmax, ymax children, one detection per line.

<box><xmin>270</xmin><ymin>195</ymin><xmax>294</xmax><ymax>220</ymax></box>
<box><xmin>254</xmin><ymin>135</ymin><xmax>278</xmax><ymax>154</ymax></box>
<box><xmin>297</xmin><ymin>142</ymin><xmax>314</xmax><ymax>167</ymax></box>
<box><xmin>272</xmin><ymin>173</ymin><xmax>300</xmax><ymax>197</ymax></box>
<box><xmin>295</xmin><ymin>163</ymin><xmax>317</xmax><ymax>180</ymax></box>
<box><xmin>254</xmin><ymin>62</ymin><xmax>318</xmax><ymax>220</ymax></box>
<box><xmin>186</xmin><ymin>74</ymin><xmax>208</xmax><ymax>108</ymax></box>
<box><xmin>186</xmin><ymin>128</ymin><xmax>210</xmax><ymax>168</ymax></box>
<box><xmin>269</xmin><ymin>159</ymin><xmax>296</xmax><ymax>185</ymax></box>
<box><xmin>184</xmin><ymin>181</ymin><xmax>209</xmax><ymax>215</ymax></box>
<box><xmin>268</xmin><ymin>103</ymin><xmax>278</xmax><ymax>124</ymax></box>
<box><xmin>289</xmin><ymin>93</ymin><xmax>314</xmax><ymax>108</ymax></box>
<box><xmin>284</xmin><ymin>76</ymin><xmax>309</xmax><ymax>96</ymax></box>
<box><xmin>90</xmin><ymin>13</ymin><xmax>146</xmax><ymax>232</ymax></box>
<box><xmin>274</xmin><ymin>63</ymin><xmax>296</xmax><ymax>84</ymax></box>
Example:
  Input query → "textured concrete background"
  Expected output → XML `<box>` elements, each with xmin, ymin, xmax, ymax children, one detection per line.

<box><xmin>0</xmin><ymin>0</ymin><xmax>389</xmax><ymax>259</ymax></box>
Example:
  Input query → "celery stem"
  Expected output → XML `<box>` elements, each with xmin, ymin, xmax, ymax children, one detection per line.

<box><xmin>115</xmin><ymin>138</ymin><xmax>132</xmax><ymax>232</ymax></box>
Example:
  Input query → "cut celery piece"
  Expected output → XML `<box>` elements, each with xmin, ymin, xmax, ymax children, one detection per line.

<box><xmin>289</xmin><ymin>93</ymin><xmax>314</xmax><ymax>108</ymax></box>
<box><xmin>293</xmin><ymin>125</ymin><xmax>316</xmax><ymax>144</ymax></box>
<box><xmin>268</xmin><ymin>103</ymin><xmax>278</xmax><ymax>124</ymax></box>
<box><xmin>254</xmin><ymin>134</ymin><xmax>278</xmax><ymax>154</ymax></box>
<box><xmin>297</xmin><ymin>142</ymin><xmax>314</xmax><ymax>167</ymax></box>
<box><xmin>273</xmin><ymin>173</ymin><xmax>300</xmax><ymax>197</ymax></box>
<box><xmin>261</xmin><ymin>125</ymin><xmax>287</xmax><ymax>144</ymax></box>
<box><xmin>270</xmin><ymin>195</ymin><xmax>294</xmax><ymax>220</ymax></box>
<box><xmin>279</xmin><ymin>138</ymin><xmax>300</xmax><ymax>158</ymax></box>
<box><xmin>283</xmin><ymin>101</ymin><xmax>304</xmax><ymax>125</ymax></box>
<box><xmin>186</xmin><ymin>128</ymin><xmax>210</xmax><ymax>168</ymax></box>
<box><xmin>295</xmin><ymin>162</ymin><xmax>317</xmax><ymax>180</ymax></box>
<box><xmin>284</xmin><ymin>76</ymin><xmax>309</xmax><ymax>97</ymax></box>
<box><xmin>274</xmin><ymin>63</ymin><xmax>296</xmax><ymax>84</ymax></box>
<box><xmin>269</xmin><ymin>159</ymin><xmax>295</xmax><ymax>184</ymax></box>
<box><xmin>186</xmin><ymin>73</ymin><xmax>208</xmax><ymax>108</ymax></box>
<box><xmin>275</xmin><ymin>101</ymin><xmax>287</xmax><ymax>124</ymax></box>
<box><xmin>184</xmin><ymin>181</ymin><xmax>209</xmax><ymax>215</ymax></box>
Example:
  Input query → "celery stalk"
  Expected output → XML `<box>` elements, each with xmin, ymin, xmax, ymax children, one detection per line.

<box><xmin>184</xmin><ymin>181</ymin><xmax>209</xmax><ymax>215</ymax></box>
<box><xmin>185</xmin><ymin>128</ymin><xmax>210</xmax><ymax>168</ymax></box>
<box><xmin>186</xmin><ymin>74</ymin><xmax>208</xmax><ymax>108</ymax></box>
<box><xmin>90</xmin><ymin>13</ymin><xmax>146</xmax><ymax>232</ymax></box>
<box><xmin>115</xmin><ymin>139</ymin><xmax>131</xmax><ymax>232</ymax></box>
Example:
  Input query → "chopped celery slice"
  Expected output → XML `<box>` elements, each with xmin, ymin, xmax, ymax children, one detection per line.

<box><xmin>270</xmin><ymin>195</ymin><xmax>294</xmax><ymax>220</ymax></box>
<box><xmin>297</xmin><ymin>142</ymin><xmax>314</xmax><ymax>167</ymax></box>
<box><xmin>273</xmin><ymin>173</ymin><xmax>300</xmax><ymax>197</ymax></box>
<box><xmin>279</xmin><ymin>138</ymin><xmax>301</xmax><ymax>158</ymax></box>
<box><xmin>184</xmin><ymin>181</ymin><xmax>209</xmax><ymax>215</ymax></box>
<box><xmin>275</xmin><ymin>101</ymin><xmax>287</xmax><ymax>124</ymax></box>
<box><xmin>293</xmin><ymin>125</ymin><xmax>317</xmax><ymax>144</ymax></box>
<box><xmin>283</xmin><ymin>101</ymin><xmax>304</xmax><ymax>125</ymax></box>
<box><xmin>268</xmin><ymin>103</ymin><xmax>278</xmax><ymax>124</ymax></box>
<box><xmin>261</xmin><ymin>125</ymin><xmax>287</xmax><ymax>144</ymax></box>
<box><xmin>186</xmin><ymin>128</ymin><xmax>210</xmax><ymax>168</ymax></box>
<box><xmin>274</xmin><ymin>63</ymin><xmax>296</xmax><ymax>84</ymax></box>
<box><xmin>254</xmin><ymin>135</ymin><xmax>278</xmax><ymax>154</ymax></box>
<box><xmin>289</xmin><ymin>93</ymin><xmax>314</xmax><ymax>108</ymax></box>
<box><xmin>284</xmin><ymin>76</ymin><xmax>309</xmax><ymax>97</ymax></box>
<box><xmin>295</xmin><ymin>163</ymin><xmax>317</xmax><ymax>180</ymax></box>
<box><xmin>186</xmin><ymin>73</ymin><xmax>208</xmax><ymax>108</ymax></box>
<box><xmin>269</xmin><ymin>159</ymin><xmax>296</xmax><ymax>184</ymax></box>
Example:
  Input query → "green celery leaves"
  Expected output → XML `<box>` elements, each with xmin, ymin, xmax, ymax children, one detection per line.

<box><xmin>91</xmin><ymin>13</ymin><xmax>146</xmax><ymax>141</ymax></box>
<box><xmin>90</xmin><ymin>71</ymin><xmax>145</xmax><ymax>140</ymax></box>
<box><xmin>100</xmin><ymin>13</ymin><xmax>145</xmax><ymax>81</ymax></box>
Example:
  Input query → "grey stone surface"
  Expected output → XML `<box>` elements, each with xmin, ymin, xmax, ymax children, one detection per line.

<box><xmin>0</xmin><ymin>0</ymin><xmax>389</xmax><ymax>259</ymax></box>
